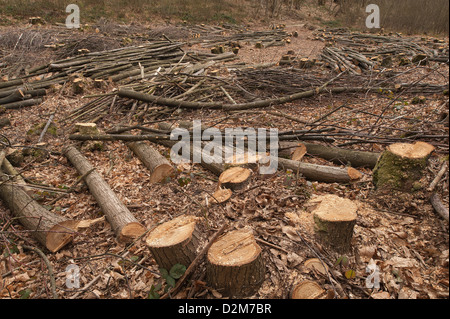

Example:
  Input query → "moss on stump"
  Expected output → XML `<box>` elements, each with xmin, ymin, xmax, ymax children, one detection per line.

<box><xmin>373</xmin><ymin>142</ymin><xmax>435</xmax><ymax>192</ymax></box>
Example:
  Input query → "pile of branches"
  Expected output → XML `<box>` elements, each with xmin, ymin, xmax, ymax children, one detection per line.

<box><xmin>316</xmin><ymin>28</ymin><xmax>449</xmax><ymax>74</ymax></box>
<box><xmin>0</xmin><ymin>39</ymin><xmax>238</xmax><ymax>112</ymax></box>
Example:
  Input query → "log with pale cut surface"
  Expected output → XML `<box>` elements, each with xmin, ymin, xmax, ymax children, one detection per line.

<box><xmin>0</xmin><ymin>161</ymin><xmax>77</xmax><ymax>252</ymax></box>
<box><xmin>291</xmin><ymin>280</ymin><xmax>326</xmax><ymax>299</ymax></box>
<box><xmin>63</xmin><ymin>145</ymin><xmax>146</xmax><ymax>243</ymax></box>
<box><xmin>126</xmin><ymin>140</ymin><xmax>174</xmax><ymax>183</ymax></box>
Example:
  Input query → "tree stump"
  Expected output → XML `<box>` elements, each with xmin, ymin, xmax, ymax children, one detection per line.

<box><xmin>291</xmin><ymin>280</ymin><xmax>325</xmax><ymax>299</ymax></box>
<box><xmin>210</xmin><ymin>187</ymin><xmax>232</xmax><ymax>205</ymax></box>
<box><xmin>312</xmin><ymin>195</ymin><xmax>358</xmax><ymax>253</ymax></box>
<box><xmin>218</xmin><ymin>166</ymin><xmax>251</xmax><ymax>191</ymax></box>
<box><xmin>373</xmin><ymin>141</ymin><xmax>435</xmax><ymax>192</ymax></box>
<box><xmin>146</xmin><ymin>215</ymin><xmax>200</xmax><ymax>271</ymax></box>
<box><xmin>206</xmin><ymin>229</ymin><xmax>265</xmax><ymax>297</ymax></box>
<box><xmin>75</xmin><ymin>122</ymin><xmax>104</xmax><ymax>151</ymax></box>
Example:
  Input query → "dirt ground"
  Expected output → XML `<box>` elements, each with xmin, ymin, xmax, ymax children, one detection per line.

<box><xmin>0</xmin><ymin>20</ymin><xmax>448</xmax><ymax>300</ymax></box>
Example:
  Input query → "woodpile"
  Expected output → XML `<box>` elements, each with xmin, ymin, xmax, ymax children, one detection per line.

<box><xmin>315</xmin><ymin>28</ymin><xmax>449</xmax><ymax>74</ymax></box>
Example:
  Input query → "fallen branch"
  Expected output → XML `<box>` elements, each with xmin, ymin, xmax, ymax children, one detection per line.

<box><xmin>430</xmin><ymin>193</ymin><xmax>449</xmax><ymax>222</ymax></box>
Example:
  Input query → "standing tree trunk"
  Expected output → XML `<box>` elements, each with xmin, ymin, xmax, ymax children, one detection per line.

<box><xmin>63</xmin><ymin>145</ymin><xmax>146</xmax><ymax>243</ymax></box>
<box><xmin>206</xmin><ymin>229</ymin><xmax>265</xmax><ymax>297</ymax></box>
<box><xmin>373</xmin><ymin>141</ymin><xmax>435</xmax><ymax>192</ymax></box>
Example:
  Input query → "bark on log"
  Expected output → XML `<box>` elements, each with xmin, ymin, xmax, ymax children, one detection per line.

<box><xmin>278</xmin><ymin>157</ymin><xmax>362</xmax><ymax>183</ymax></box>
<box><xmin>373</xmin><ymin>141</ymin><xmax>435</xmax><ymax>192</ymax></box>
<box><xmin>126</xmin><ymin>141</ymin><xmax>174</xmax><ymax>184</ymax></box>
<box><xmin>0</xmin><ymin>166</ymin><xmax>77</xmax><ymax>252</ymax></box>
<box><xmin>311</xmin><ymin>195</ymin><xmax>358</xmax><ymax>253</ymax></box>
<box><xmin>63</xmin><ymin>145</ymin><xmax>146</xmax><ymax>243</ymax></box>
<box><xmin>206</xmin><ymin>229</ymin><xmax>265</xmax><ymax>297</ymax></box>
<box><xmin>279</xmin><ymin>141</ymin><xmax>381</xmax><ymax>168</ymax></box>
<box><xmin>145</xmin><ymin>215</ymin><xmax>200</xmax><ymax>270</ymax></box>
<box><xmin>1</xmin><ymin>98</ymin><xmax>43</xmax><ymax>110</ymax></box>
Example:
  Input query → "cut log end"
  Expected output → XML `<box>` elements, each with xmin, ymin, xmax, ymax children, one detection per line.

<box><xmin>312</xmin><ymin>195</ymin><xmax>358</xmax><ymax>253</ymax></box>
<box><xmin>291</xmin><ymin>280</ymin><xmax>325</xmax><ymax>299</ymax></box>
<box><xmin>347</xmin><ymin>167</ymin><xmax>363</xmax><ymax>180</ymax></box>
<box><xmin>206</xmin><ymin>229</ymin><xmax>265</xmax><ymax>297</ymax></box>
<box><xmin>218</xmin><ymin>166</ymin><xmax>252</xmax><ymax>190</ymax></box>
<box><xmin>46</xmin><ymin>220</ymin><xmax>79</xmax><ymax>253</ymax></box>
<box><xmin>119</xmin><ymin>222</ymin><xmax>147</xmax><ymax>243</ymax></box>
<box><xmin>146</xmin><ymin>215</ymin><xmax>199</xmax><ymax>270</ymax></box>
<box><xmin>211</xmin><ymin>187</ymin><xmax>232</xmax><ymax>204</ymax></box>
<box><xmin>388</xmin><ymin>141</ymin><xmax>435</xmax><ymax>159</ymax></box>
<box><xmin>149</xmin><ymin>163</ymin><xmax>174</xmax><ymax>184</ymax></box>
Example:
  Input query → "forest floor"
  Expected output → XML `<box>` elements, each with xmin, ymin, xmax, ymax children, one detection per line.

<box><xmin>0</xmin><ymin>18</ymin><xmax>449</xmax><ymax>300</ymax></box>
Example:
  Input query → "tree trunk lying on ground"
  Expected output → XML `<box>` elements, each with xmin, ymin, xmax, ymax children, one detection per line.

<box><xmin>430</xmin><ymin>193</ymin><xmax>449</xmax><ymax>222</ymax></box>
<box><xmin>0</xmin><ymin>159</ymin><xmax>77</xmax><ymax>252</ymax></box>
<box><xmin>278</xmin><ymin>157</ymin><xmax>362</xmax><ymax>183</ymax></box>
<box><xmin>373</xmin><ymin>141</ymin><xmax>435</xmax><ymax>192</ymax></box>
<box><xmin>126</xmin><ymin>140</ymin><xmax>174</xmax><ymax>184</ymax></box>
<box><xmin>63</xmin><ymin>145</ymin><xmax>146</xmax><ymax>243</ymax></box>
<box><xmin>69</xmin><ymin>132</ymin><xmax>364</xmax><ymax>184</ymax></box>
<box><xmin>206</xmin><ymin>229</ymin><xmax>265</xmax><ymax>297</ymax></box>
<box><xmin>279</xmin><ymin>141</ymin><xmax>381</xmax><ymax>168</ymax></box>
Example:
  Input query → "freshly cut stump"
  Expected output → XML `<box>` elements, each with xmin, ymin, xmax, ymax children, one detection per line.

<box><xmin>206</xmin><ymin>229</ymin><xmax>265</xmax><ymax>297</ymax></box>
<box><xmin>373</xmin><ymin>141</ymin><xmax>435</xmax><ymax>192</ymax></box>
<box><xmin>146</xmin><ymin>215</ymin><xmax>200</xmax><ymax>271</ymax></box>
<box><xmin>312</xmin><ymin>195</ymin><xmax>358</xmax><ymax>253</ymax></box>
<box><xmin>291</xmin><ymin>280</ymin><xmax>325</xmax><ymax>299</ymax></box>
<box><xmin>304</xmin><ymin>258</ymin><xmax>329</xmax><ymax>276</ymax></box>
<box><xmin>210</xmin><ymin>187</ymin><xmax>232</xmax><ymax>204</ymax></box>
<box><xmin>218</xmin><ymin>166</ymin><xmax>251</xmax><ymax>190</ymax></box>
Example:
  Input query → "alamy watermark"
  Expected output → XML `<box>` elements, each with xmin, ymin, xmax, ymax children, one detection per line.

<box><xmin>65</xmin><ymin>4</ymin><xmax>80</xmax><ymax>29</ymax></box>
<box><xmin>65</xmin><ymin>264</ymin><xmax>80</xmax><ymax>289</ymax></box>
<box><xmin>365</xmin><ymin>259</ymin><xmax>381</xmax><ymax>289</ymax></box>
<box><xmin>366</xmin><ymin>4</ymin><xmax>380</xmax><ymax>29</ymax></box>
<box><xmin>169</xmin><ymin>120</ymin><xmax>279</xmax><ymax>175</ymax></box>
